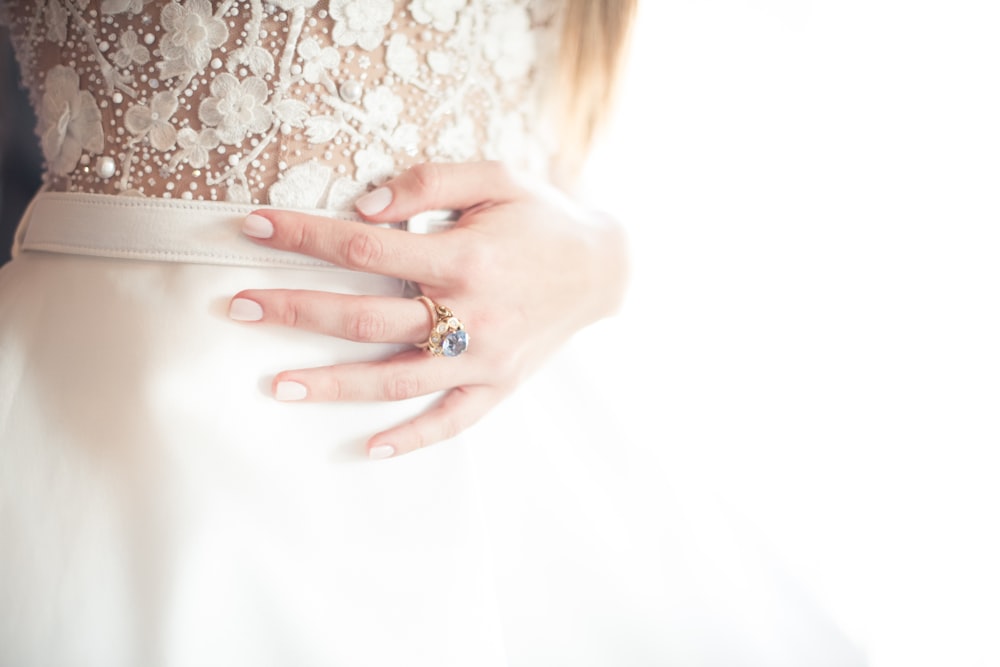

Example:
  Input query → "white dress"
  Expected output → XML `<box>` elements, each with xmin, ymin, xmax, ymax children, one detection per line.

<box><xmin>0</xmin><ymin>2</ymin><xmax>865</xmax><ymax>666</ymax></box>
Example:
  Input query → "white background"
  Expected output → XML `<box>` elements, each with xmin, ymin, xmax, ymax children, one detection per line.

<box><xmin>581</xmin><ymin>1</ymin><xmax>1000</xmax><ymax>665</ymax></box>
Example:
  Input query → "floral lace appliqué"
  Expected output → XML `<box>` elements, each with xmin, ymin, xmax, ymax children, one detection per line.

<box><xmin>39</xmin><ymin>65</ymin><xmax>105</xmax><ymax>175</ymax></box>
<box><xmin>2</xmin><ymin>0</ymin><xmax>560</xmax><ymax>210</ymax></box>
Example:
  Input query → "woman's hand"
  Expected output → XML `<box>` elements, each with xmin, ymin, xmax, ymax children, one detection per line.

<box><xmin>230</xmin><ymin>161</ymin><xmax>628</xmax><ymax>459</ymax></box>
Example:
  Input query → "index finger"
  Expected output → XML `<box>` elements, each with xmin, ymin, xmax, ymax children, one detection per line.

<box><xmin>242</xmin><ymin>209</ymin><xmax>454</xmax><ymax>286</ymax></box>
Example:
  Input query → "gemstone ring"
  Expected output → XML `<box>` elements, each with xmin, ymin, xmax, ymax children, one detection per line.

<box><xmin>414</xmin><ymin>296</ymin><xmax>469</xmax><ymax>358</ymax></box>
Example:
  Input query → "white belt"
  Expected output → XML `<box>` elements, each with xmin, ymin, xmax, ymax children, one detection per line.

<box><xmin>15</xmin><ymin>192</ymin><xmax>456</xmax><ymax>269</ymax></box>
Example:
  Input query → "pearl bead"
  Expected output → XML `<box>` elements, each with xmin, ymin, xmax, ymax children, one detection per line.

<box><xmin>339</xmin><ymin>79</ymin><xmax>362</xmax><ymax>103</ymax></box>
<box><xmin>95</xmin><ymin>156</ymin><xmax>116</xmax><ymax>179</ymax></box>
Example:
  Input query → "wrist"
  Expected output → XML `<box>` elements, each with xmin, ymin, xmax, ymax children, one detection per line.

<box><xmin>584</xmin><ymin>210</ymin><xmax>630</xmax><ymax>324</ymax></box>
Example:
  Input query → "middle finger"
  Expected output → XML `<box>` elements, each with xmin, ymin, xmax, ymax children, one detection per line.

<box><xmin>244</xmin><ymin>210</ymin><xmax>454</xmax><ymax>287</ymax></box>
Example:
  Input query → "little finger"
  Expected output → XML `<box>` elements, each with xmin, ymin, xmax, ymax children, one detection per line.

<box><xmin>366</xmin><ymin>386</ymin><xmax>501</xmax><ymax>459</ymax></box>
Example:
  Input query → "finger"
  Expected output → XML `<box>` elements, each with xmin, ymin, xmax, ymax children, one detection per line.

<box><xmin>353</xmin><ymin>162</ymin><xmax>521</xmax><ymax>222</ymax></box>
<box><xmin>241</xmin><ymin>209</ymin><xmax>452</xmax><ymax>285</ymax></box>
<box><xmin>366</xmin><ymin>386</ymin><xmax>500</xmax><ymax>459</ymax></box>
<box><xmin>229</xmin><ymin>290</ymin><xmax>432</xmax><ymax>344</ymax></box>
<box><xmin>270</xmin><ymin>351</ymin><xmax>478</xmax><ymax>403</ymax></box>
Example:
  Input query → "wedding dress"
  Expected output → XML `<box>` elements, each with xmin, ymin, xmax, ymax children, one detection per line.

<box><xmin>0</xmin><ymin>2</ymin><xmax>866</xmax><ymax>666</ymax></box>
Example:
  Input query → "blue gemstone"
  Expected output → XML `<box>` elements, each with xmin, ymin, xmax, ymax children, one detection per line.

<box><xmin>442</xmin><ymin>330</ymin><xmax>469</xmax><ymax>357</ymax></box>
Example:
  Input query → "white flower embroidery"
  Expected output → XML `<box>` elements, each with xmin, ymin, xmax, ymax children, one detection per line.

<box><xmin>486</xmin><ymin>113</ymin><xmax>526</xmax><ymax>165</ymax></box>
<box><xmin>158</xmin><ymin>0</ymin><xmax>228</xmax><ymax>79</ymax></box>
<box><xmin>8</xmin><ymin>0</ymin><xmax>558</xmax><ymax>205</ymax></box>
<box><xmin>274</xmin><ymin>99</ymin><xmax>310</xmax><ymax>129</ymax></box>
<box><xmin>354</xmin><ymin>146</ymin><xmax>394</xmax><ymax>185</ymax></box>
<box><xmin>437</xmin><ymin>116</ymin><xmax>476</xmax><ymax>161</ymax></box>
<box><xmin>226</xmin><ymin>46</ymin><xmax>276</xmax><ymax>78</ymax></box>
<box><xmin>390</xmin><ymin>123</ymin><xmax>420</xmax><ymax>156</ymax></box>
<box><xmin>408</xmin><ymin>0</ymin><xmax>466</xmax><ymax>32</ymax></box>
<box><xmin>173</xmin><ymin>127</ymin><xmax>220</xmax><ymax>168</ymax></box>
<box><xmin>304</xmin><ymin>114</ymin><xmax>346</xmax><ymax>144</ymax></box>
<box><xmin>325</xmin><ymin>176</ymin><xmax>368</xmax><ymax>210</ymax></box>
<box><xmin>268</xmin><ymin>160</ymin><xmax>333</xmax><ymax>208</ymax></box>
<box><xmin>102</xmin><ymin>0</ymin><xmax>151</xmax><ymax>14</ymax></box>
<box><xmin>482</xmin><ymin>5</ymin><xmax>535</xmax><ymax>81</ymax></box>
<box><xmin>329</xmin><ymin>0</ymin><xmax>393</xmax><ymax>51</ymax></box>
<box><xmin>268</xmin><ymin>0</ymin><xmax>320</xmax><ymax>8</ymax></box>
<box><xmin>39</xmin><ymin>65</ymin><xmax>104</xmax><ymax>175</ymax></box>
<box><xmin>43</xmin><ymin>0</ymin><xmax>67</xmax><ymax>43</ymax></box>
<box><xmin>385</xmin><ymin>34</ymin><xmax>418</xmax><ymax>80</ymax></box>
<box><xmin>297</xmin><ymin>37</ymin><xmax>341</xmax><ymax>84</ymax></box>
<box><xmin>112</xmin><ymin>29</ymin><xmax>150</xmax><ymax>68</ymax></box>
<box><xmin>427</xmin><ymin>50</ymin><xmax>453</xmax><ymax>75</ymax></box>
<box><xmin>124</xmin><ymin>91</ymin><xmax>179</xmax><ymax>150</ymax></box>
<box><xmin>226</xmin><ymin>182</ymin><xmax>252</xmax><ymax>204</ymax></box>
<box><xmin>363</xmin><ymin>86</ymin><xmax>403</xmax><ymax>131</ymax></box>
<box><xmin>198</xmin><ymin>73</ymin><xmax>273</xmax><ymax>145</ymax></box>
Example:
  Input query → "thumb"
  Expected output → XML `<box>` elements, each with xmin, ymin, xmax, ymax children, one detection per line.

<box><xmin>354</xmin><ymin>161</ymin><xmax>520</xmax><ymax>223</ymax></box>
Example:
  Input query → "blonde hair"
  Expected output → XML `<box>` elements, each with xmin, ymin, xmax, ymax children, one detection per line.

<box><xmin>554</xmin><ymin>0</ymin><xmax>638</xmax><ymax>182</ymax></box>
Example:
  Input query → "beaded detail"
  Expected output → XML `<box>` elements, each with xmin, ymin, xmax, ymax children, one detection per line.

<box><xmin>1</xmin><ymin>0</ymin><xmax>560</xmax><ymax>210</ymax></box>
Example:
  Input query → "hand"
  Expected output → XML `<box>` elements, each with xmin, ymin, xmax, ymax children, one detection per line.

<box><xmin>230</xmin><ymin>161</ymin><xmax>628</xmax><ymax>459</ymax></box>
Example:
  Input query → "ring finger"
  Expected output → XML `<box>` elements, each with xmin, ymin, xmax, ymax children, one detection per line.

<box><xmin>229</xmin><ymin>289</ymin><xmax>432</xmax><ymax>344</ymax></box>
<box><xmin>273</xmin><ymin>352</ymin><xmax>482</xmax><ymax>402</ymax></box>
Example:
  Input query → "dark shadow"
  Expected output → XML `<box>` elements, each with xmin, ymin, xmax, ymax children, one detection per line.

<box><xmin>0</xmin><ymin>28</ymin><xmax>43</xmax><ymax>265</ymax></box>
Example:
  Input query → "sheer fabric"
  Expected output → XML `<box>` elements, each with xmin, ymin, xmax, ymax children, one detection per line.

<box><xmin>1</xmin><ymin>0</ymin><xmax>559</xmax><ymax>208</ymax></box>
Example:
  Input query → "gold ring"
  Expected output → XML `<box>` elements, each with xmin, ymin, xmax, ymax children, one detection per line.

<box><xmin>415</xmin><ymin>296</ymin><xmax>469</xmax><ymax>358</ymax></box>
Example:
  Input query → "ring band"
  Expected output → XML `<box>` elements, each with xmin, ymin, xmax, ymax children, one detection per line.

<box><xmin>415</xmin><ymin>296</ymin><xmax>469</xmax><ymax>358</ymax></box>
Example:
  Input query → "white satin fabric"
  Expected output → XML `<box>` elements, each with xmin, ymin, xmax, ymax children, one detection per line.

<box><xmin>0</xmin><ymin>194</ymin><xmax>508</xmax><ymax>666</ymax></box>
<box><xmin>0</xmin><ymin>194</ymin><xmax>866</xmax><ymax>666</ymax></box>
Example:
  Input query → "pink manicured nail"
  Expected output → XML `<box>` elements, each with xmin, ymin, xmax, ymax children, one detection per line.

<box><xmin>369</xmin><ymin>444</ymin><xmax>395</xmax><ymax>460</ymax></box>
<box><xmin>242</xmin><ymin>213</ymin><xmax>274</xmax><ymax>239</ymax></box>
<box><xmin>229</xmin><ymin>298</ymin><xmax>263</xmax><ymax>321</ymax></box>
<box><xmin>275</xmin><ymin>381</ymin><xmax>308</xmax><ymax>401</ymax></box>
<box><xmin>356</xmin><ymin>187</ymin><xmax>392</xmax><ymax>216</ymax></box>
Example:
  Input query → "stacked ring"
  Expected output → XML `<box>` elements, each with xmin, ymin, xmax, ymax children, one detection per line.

<box><xmin>415</xmin><ymin>296</ymin><xmax>469</xmax><ymax>358</ymax></box>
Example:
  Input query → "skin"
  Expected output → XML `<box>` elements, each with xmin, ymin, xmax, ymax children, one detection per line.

<box><xmin>230</xmin><ymin>161</ymin><xmax>628</xmax><ymax>458</ymax></box>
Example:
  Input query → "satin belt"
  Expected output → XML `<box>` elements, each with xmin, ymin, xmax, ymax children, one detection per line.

<box><xmin>14</xmin><ymin>191</ymin><xmax>457</xmax><ymax>266</ymax></box>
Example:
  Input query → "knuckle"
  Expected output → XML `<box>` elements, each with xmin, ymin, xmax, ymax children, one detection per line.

<box><xmin>410</xmin><ymin>429</ymin><xmax>428</xmax><ymax>451</ymax></box>
<box><xmin>273</xmin><ymin>297</ymin><xmax>302</xmax><ymax>328</ymax></box>
<box><xmin>484</xmin><ymin>160</ymin><xmax>519</xmax><ymax>195</ymax></box>
<box><xmin>438</xmin><ymin>414</ymin><xmax>462</xmax><ymax>442</ymax></box>
<box><xmin>287</xmin><ymin>221</ymin><xmax>314</xmax><ymax>255</ymax></box>
<box><xmin>451</xmin><ymin>242</ymin><xmax>492</xmax><ymax>290</ymax></box>
<box><xmin>383</xmin><ymin>373</ymin><xmax>420</xmax><ymax>402</ymax></box>
<box><xmin>409</xmin><ymin>162</ymin><xmax>441</xmax><ymax>200</ymax></box>
<box><xmin>486</xmin><ymin>160</ymin><xmax>516</xmax><ymax>190</ymax></box>
<box><xmin>322</xmin><ymin>376</ymin><xmax>342</xmax><ymax>401</ymax></box>
<box><xmin>348</xmin><ymin>308</ymin><xmax>386</xmax><ymax>342</ymax></box>
<box><xmin>340</xmin><ymin>230</ymin><xmax>383</xmax><ymax>270</ymax></box>
<box><xmin>491</xmin><ymin>353</ymin><xmax>522</xmax><ymax>384</ymax></box>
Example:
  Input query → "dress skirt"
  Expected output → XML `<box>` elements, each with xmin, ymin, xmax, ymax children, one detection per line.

<box><xmin>0</xmin><ymin>194</ymin><xmax>866</xmax><ymax>667</ymax></box>
<box><xmin>0</xmin><ymin>193</ymin><xmax>509</xmax><ymax>667</ymax></box>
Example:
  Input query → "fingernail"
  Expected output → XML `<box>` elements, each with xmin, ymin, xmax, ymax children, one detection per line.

<box><xmin>242</xmin><ymin>213</ymin><xmax>274</xmax><ymax>239</ymax></box>
<box><xmin>356</xmin><ymin>187</ymin><xmax>392</xmax><ymax>216</ymax></box>
<box><xmin>275</xmin><ymin>381</ymin><xmax>308</xmax><ymax>401</ymax></box>
<box><xmin>229</xmin><ymin>298</ymin><xmax>263</xmax><ymax>321</ymax></box>
<box><xmin>369</xmin><ymin>444</ymin><xmax>396</xmax><ymax>460</ymax></box>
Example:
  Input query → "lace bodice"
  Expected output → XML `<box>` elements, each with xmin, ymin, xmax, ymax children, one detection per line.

<box><xmin>0</xmin><ymin>0</ymin><xmax>561</xmax><ymax>210</ymax></box>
